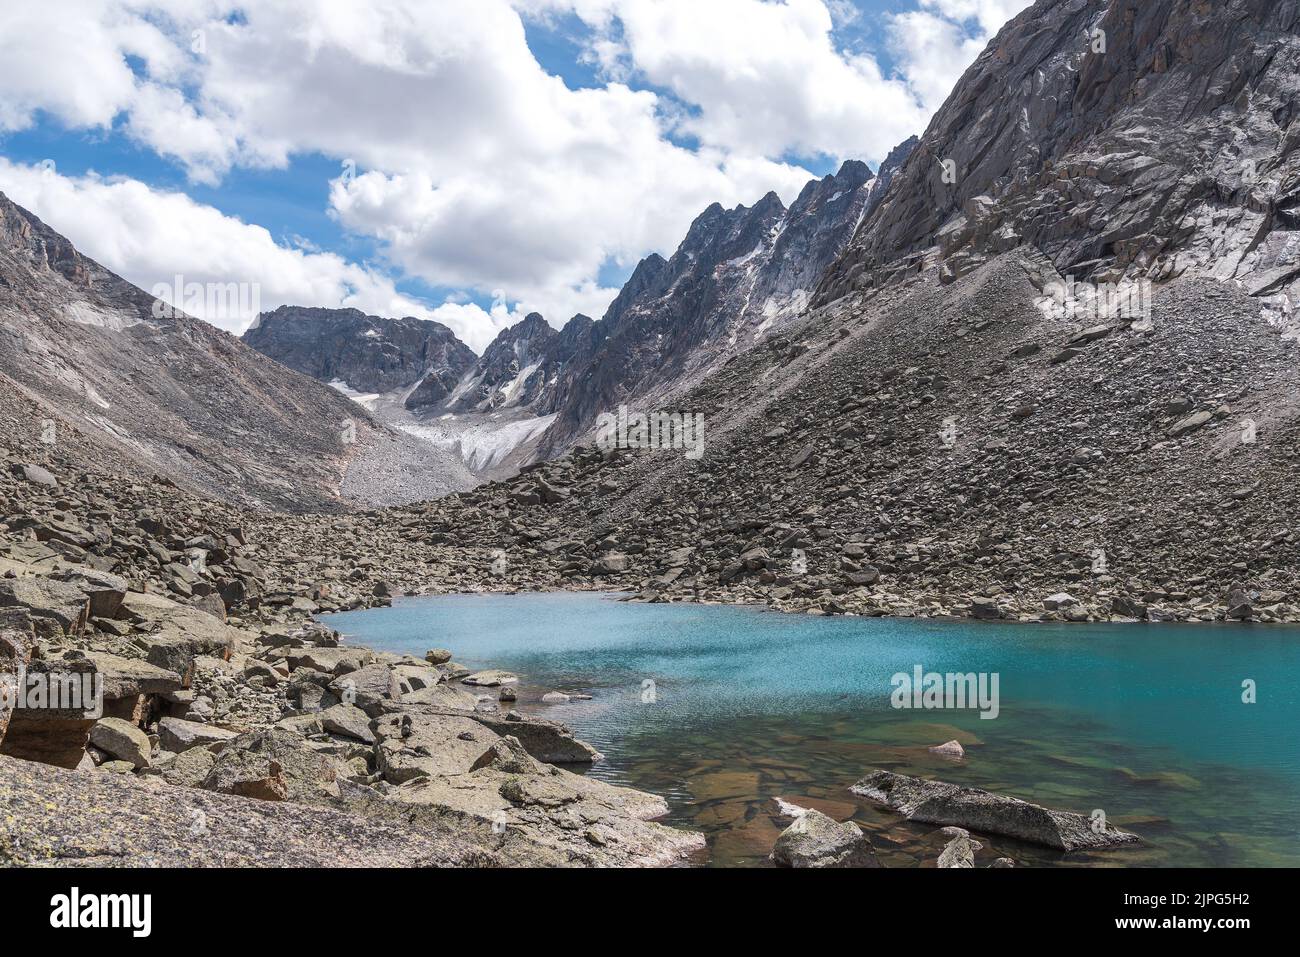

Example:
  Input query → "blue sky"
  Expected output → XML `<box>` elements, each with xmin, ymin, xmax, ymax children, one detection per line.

<box><xmin>0</xmin><ymin>0</ymin><xmax>1027</xmax><ymax>351</ymax></box>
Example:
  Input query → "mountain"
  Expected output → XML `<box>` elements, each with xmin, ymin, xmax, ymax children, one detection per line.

<box><xmin>389</xmin><ymin>0</ymin><xmax>1300</xmax><ymax>627</ymax></box>
<box><xmin>439</xmin><ymin>311</ymin><xmax>599</xmax><ymax>414</ymax></box>
<box><xmin>816</xmin><ymin>0</ymin><xmax>1300</xmax><ymax>316</ymax></box>
<box><xmin>236</xmin><ymin>154</ymin><xmax>903</xmax><ymax>476</ymax></box>
<box><xmin>0</xmin><ymin>192</ymin><xmax>474</xmax><ymax>511</ymax></box>
<box><xmin>243</xmin><ymin>306</ymin><xmax>477</xmax><ymax>409</ymax></box>
<box><xmin>537</xmin><ymin>150</ymin><xmax>913</xmax><ymax>454</ymax></box>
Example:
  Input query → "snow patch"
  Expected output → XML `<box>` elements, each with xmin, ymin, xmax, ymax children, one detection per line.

<box><xmin>727</xmin><ymin>243</ymin><xmax>764</xmax><ymax>269</ymax></box>
<box><xmin>398</xmin><ymin>414</ymin><xmax>557</xmax><ymax>472</ymax></box>
<box><xmin>327</xmin><ymin>378</ymin><xmax>381</xmax><ymax>411</ymax></box>
<box><xmin>498</xmin><ymin>361</ymin><xmax>540</xmax><ymax>406</ymax></box>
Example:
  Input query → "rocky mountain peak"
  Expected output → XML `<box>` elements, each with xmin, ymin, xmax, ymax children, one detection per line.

<box><xmin>243</xmin><ymin>305</ymin><xmax>477</xmax><ymax>403</ymax></box>
<box><xmin>816</xmin><ymin>0</ymin><xmax>1300</xmax><ymax>320</ymax></box>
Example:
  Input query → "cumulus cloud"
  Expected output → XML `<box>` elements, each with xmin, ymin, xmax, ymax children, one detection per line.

<box><xmin>889</xmin><ymin>0</ymin><xmax>1034</xmax><ymax>112</ymax></box>
<box><xmin>0</xmin><ymin>159</ymin><xmax>512</xmax><ymax>352</ymax></box>
<box><xmin>0</xmin><ymin>0</ymin><xmax>1032</xmax><ymax>347</ymax></box>
<box><xmin>548</xmin><ymin>0</ymin><xmax>927</xmax><ymax>162</ymax></box>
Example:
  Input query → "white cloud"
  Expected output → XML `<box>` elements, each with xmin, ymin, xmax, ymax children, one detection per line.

<box><xmin>889</xmin><ymin>0</ymin><xmax>1034</xmax><ymax>112</ymax></box>
<box><xmin>0</xmin><ymin>159</ymin><xmax>512</xmax><ymax>352</ymax></box>
<box><xmin>0</xmin><ymin>0</ymin><xmax>1032</xmax><ymax>348</ymax></box>
<box><xmin>549</xmin><ymin>0</ymin><xmax>927</xmax><ymax>162</ymax></box>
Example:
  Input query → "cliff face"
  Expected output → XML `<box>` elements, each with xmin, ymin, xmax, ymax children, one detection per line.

<box><xmin>537</xmin><ymin>150</ymin><xmax>914</xmax><ymax>454</ymax></box>
<box><xmin>438</xmin><ymin>312</ymin><xmax>598</xmax><ymax>415</ymax></box>
<box><xmin>243</xmin><ymin>306</ymin><xmax>477</xmax><ymax>403</ymax></box>
<box><xmin>816</xmin><ymin>0</ymin><xmax>1300</xmax><ymax>321</ymax></box>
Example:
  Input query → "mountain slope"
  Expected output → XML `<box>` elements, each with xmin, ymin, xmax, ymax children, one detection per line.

<box><xmin>382</xmin><ymin>0</ymin><xmax>1300</xmax><ymax>625</ymax></box>
<box><xmin>0</xmin><ymin>191</ymin><xmax>441</xmax><ymax>512</ymax></box>
<box><xmin>537</xmin><ymin>151</ymin><xmax>913</xmax><ymax>454</ymax></box>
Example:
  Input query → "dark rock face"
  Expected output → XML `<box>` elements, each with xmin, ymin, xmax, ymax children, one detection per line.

<box><xmin>442</xmin><ymin>312</ymin><xmax>597</xmax><ymax>414</ymax></box>
<box><xmin>539</xmin><ymin>152</ymin><xmax>912</xmax><ymax>454</ymax></box>
<box><xmin>816</xmin><ymin>0</ymin><xmax>1300</xmax><ymax>318</ymax></box>
<box><xmin>243</xmin><ymin>305</ymin><xmax>477</xmax><ymax>405</ymax></box>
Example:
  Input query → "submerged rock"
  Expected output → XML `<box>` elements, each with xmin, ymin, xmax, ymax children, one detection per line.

<box><xmin>850</xmin><ymin>770</ymin><xmax>1140</xmax><ymax>852</ymax></box>
<box><xmin>929</xmin><ymin>739</ymin><xmax>965</xmax><ymax>759</ymax></box>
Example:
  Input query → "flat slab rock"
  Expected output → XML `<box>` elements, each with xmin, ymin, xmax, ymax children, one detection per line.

<box><xmin>384</xmin><ymin>736</ymin><xmax>704</xmax><ymax>867</ymax></box>
<box><xmin>0</xmin><ymin>754</ymin><xmax>499</xmax><ymax>867</ymax></box>
<box><xmin>850</xmin><ymin>770</ymin><xmax>1140</xmax><ymax>852</ymax></box>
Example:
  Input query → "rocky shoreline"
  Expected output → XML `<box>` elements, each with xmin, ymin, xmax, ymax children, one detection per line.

<box><xmin>0</xmin><ymin>362</ymin><xmax>1284</xmax><ymax>868</ymax></box>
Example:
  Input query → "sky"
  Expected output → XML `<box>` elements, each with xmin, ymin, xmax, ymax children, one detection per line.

<box><xmin>0</xmin><ymin>0</ymin><xmax>1031</xmax><ymax>353</ymax></box>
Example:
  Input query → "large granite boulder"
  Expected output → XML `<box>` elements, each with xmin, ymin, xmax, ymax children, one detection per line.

<box><xmin>850</xmin><ymin>770</ymin><xmax>1140</xmax><ymax>852</ymax></box>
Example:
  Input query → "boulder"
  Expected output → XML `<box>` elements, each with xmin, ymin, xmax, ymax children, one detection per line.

<box><xmin>468</xmin><ymin>710</ymin><xmax>602</xmax><ymax>764</ymax></box>
<box><xmin>329</xmin><ymin>663</ymin><xmax>401</xmax><ymax>715</ymax></box>
<box><xmin>850</xmin><ymin>770</ymin><xmax>1140</xmax><ymax>851</ymax></box>
<box><xmin>461</xmin><ymin>669</ymin><xmax>518</xmax><ymax>687</ymax></box>
<box><xmin>287</xmin><ymin>646</ymin><xmax>374</xmax><ymax>675</ymax></box>
<box><xmin>0</xmin><ymin>578</ymin><xmax>90</xmax><ymax>637</ymax></box>
<box><xmin>936</xmin><ymin>827</ymin><xmax>982</xmax><ymax>868</ymax></box>
<box><xmin>157</xmin><ymin>716</ymin><xmax>238</xmax><ymax>753</ymax></box>
<box><xmin>200</xmin><ymin>729</ymin><xmax>342</xmax><ymax>804</ymax></box>
<box><xmin>319</xmin><ymin>703</ymin><xmax>377</xmax><ymax>744</ymax></box>
<box><xmin>51</xmin><ymin>568</ymin><xmax>129</xmax><ymax>619</ymax></box>
<box><xmin>770</xmin><ymin>809</ymin><xmax>879</xmax><ymax>868</ymax></box>
<box><xmin>372</xmin><ymin>710</ymin><xmax>497</xmax><ymax>783</ymax></box>
<box><xmin>89</xmin><ymin>717</ymin><xmax>151</xmax><ymax>769</ymax></box>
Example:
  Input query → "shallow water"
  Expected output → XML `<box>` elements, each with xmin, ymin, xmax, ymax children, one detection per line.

<box><xmin>325</xmin><ymin>592</ymin><xmax>1300</xmax><ymax>867</ymax></box>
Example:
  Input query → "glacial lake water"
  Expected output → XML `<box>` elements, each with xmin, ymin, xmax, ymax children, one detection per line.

<box><xmin>324</xmin><ymin>592</ymin><xmax>1300</xmax><ymax>867</ymax></box>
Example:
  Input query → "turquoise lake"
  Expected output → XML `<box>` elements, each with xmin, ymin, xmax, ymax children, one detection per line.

<box><xmin>324</xmin><ymin>592</ymin><xmax>1300</xmax><ymax>867</ymax></box>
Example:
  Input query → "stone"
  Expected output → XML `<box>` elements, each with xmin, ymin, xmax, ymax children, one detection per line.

<box><xmin>461</xmin><ymin>669</ymin><xmax>518</xmax><ymax>687</ymax></box>
<box><xmin>156</xmin><ymin>716</ymin><xmax>238</xmax><ymax>753</ymax></box>
<box><xmin>319</xmin><ymin>703</ymin><xmax>377</xmax><ymax>744</ymax></box>
<box><xmin>372</xmin><ymin>710</ymin><xmax>498</xmax><ymax>783</ymax></box>
<box><xmin>201</xmin><ymin>729</ymin><xmax>341</xmax><ymax>804</ymax></box>
<box><xmin>770</xmin><ymin>809</ymin><xmax>879</xmax><ymax>868</ymax></box>
<box><xmin>0</xmin><ymin>578</ymin><xmax>90</xmax><ymax>637</ymax></box>
<box><xmin>89</xmin><ymin>717</ymin><xmax>151</xmax><ymax>769</ymax></box>
<box><xmin>929</xmin><ymin>739</ymin><xmax>965</xmax><ymax>758</ymax></box>
<box><xmin>468</xmin><ymin>710</ymin><xmax>602</xmax><ymax>764</ymax></box>
<box><xmin>936</xmin><ymin>827</ymin><xmax>983</xmax><ymax>868</ymax></box>
<box><xmin>850</xmin><ymin>770</ymin><xmax>1140</xmax><ymax>851</ymax></box>
<box><xmin>329</xmin><ymin>663</ymin><xmax>401</xmax><ymax>714</ymax></box>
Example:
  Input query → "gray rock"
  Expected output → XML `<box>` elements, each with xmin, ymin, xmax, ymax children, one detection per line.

<box><xmin>88</xmin><ymin>717</ymin><xmax>151</xmax><ymax>769</ymax></box>
<box><xmin>770</xmin><ymin>809</ymin><xmax>879</xmax><ymax>868</ymax></box>
<box><xmin>319</xmin><ymin>703</ymin><xmax>377</xmax><ymax>744</ymax></box>
<box><xmin>850</xmin><ymin>770</ymin><xmax>1140</xmax><ymax>851</ymax></box>
<box><xmin>157</xmin><ymin>716</ymin><xmax>238</xmax><ymax>753</ymax></box>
